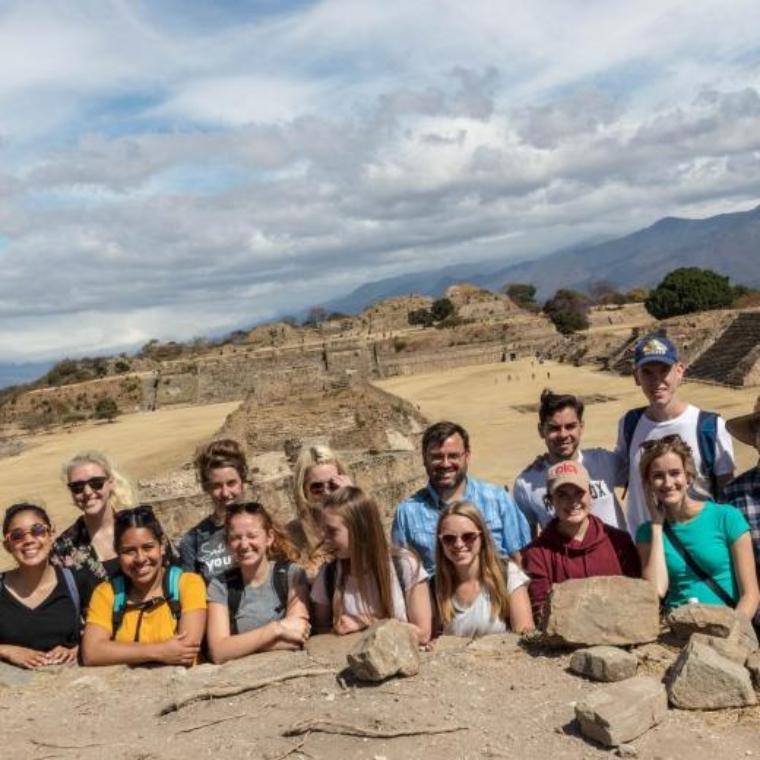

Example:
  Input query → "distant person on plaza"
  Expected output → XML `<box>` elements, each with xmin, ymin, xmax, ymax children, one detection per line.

<box><xmin>82</xmin><ymin>506</ymin><xmax>206</xmax><ymax>667</ymax></box>
<box><xmin>287</xmin><ymin>444</ymin><xmax>352</xmax><ymax>579</ymax></box>
<box><xmin>392</xmin><ymin>421</ymin><xmax>530</xmax><ymax>575</ymax></box>
<box><xmin>523</xmin><ymin>460</ymin><xmax>640</xmax><ymax>621</ymax></box>
<box><xmin>724</xmin><ymin>397</ymin><xmax>760</xmax><ymax>576</ymax></box>
<box><xmin>434</xmin><ymin>501</ymin><xmax>534</xmax><ymax>637</ymax></box>
<box><xmin>51</xmin><ymin>451</ymin><xmax>140</xmax><ymax>600</ymax></box>
<box><xmin>0</xmin><ymin>503</ymin><xmax>83</xmax><ymax>669</ymax></box>
<box><xmin>635</xmin><ymin>435</ymin><xmax>758</xmax><ymax>618</ymax></box>
<box><xmin>312</xmin><ymin>486</ymin><xmax>432</xmax><ymax>644</ymax></box>
<box><xmin>614</xmin><ymin>334</ymin><xmax>735</xmax><ymax>535</ymax></box>
<box><xmin>206</xmin><ymin>502</ymin><xmax>310</xmax><ymax>663</ymax></box>
<box><xmin>179</xmin><ymin>439</ymin><xmax>249</xmax><ymax>583</ymax></box>
<box><xmin>514</xmin><ymin>389</ymin><xmax>626</xmax><ymax>536</ymax></box>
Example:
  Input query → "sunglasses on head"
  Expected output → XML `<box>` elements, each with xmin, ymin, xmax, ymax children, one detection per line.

<box><xmin>639</xmin><ymin>433</ymin><xmax>685</xmax><ymax>452</ymax></box>
<box><xmin>6</xmin><ymin>523</ymin><xmax>50</xmax><ymax>544</ymax></box>
<box><xmin>67</xmin><ymin>476</ymin><xmax>108</xmax><ymax>495</ymax></box>
<box><xmin>439</xmin><ymin>531</ymin><xmax>481</xmax><ymax>548</ymax></box>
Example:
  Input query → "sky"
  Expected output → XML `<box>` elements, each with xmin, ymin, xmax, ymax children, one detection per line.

<box><xmin>2</xmin><ymin>0</ymin><xmax>760</xmax><ymax>364</ymax></box>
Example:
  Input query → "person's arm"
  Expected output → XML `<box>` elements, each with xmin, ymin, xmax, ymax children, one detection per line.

<box><xmin>42</xmin><ymin>645</ymin><xmax>78</xmax><ymax>665</ymax></box>
<box><xmin>0</xmin><ymin>644</ymin><xmax>50</xmax><ymax>669</ymax></box>
<box><xmin>636</xmin><ymin>527</ymin><xmax>669</xmax><ymax>600</ymax></box>
<box><xmin>404</xmin><ymin>581</ymin><xmax>432</xmax><ymax>645</ymax></box>
<box><xmin>731</xmin><ymin>532</ymin><xmax>760</xmax><ymax>620</ymax></box>
<box><xmin>508</xmin><ymin>584</ymin><xmax>534</xmax><ymax>633</ymax></box>
<box><xmin>81</xmin><ymin>623</ymin><xmax>200</xmax><ymax>667</ymax></box>
<box><xmin>522</xmin><ymin>547</ymin><xmax>551</xmax><ymax>622</ymax></box>
<box><xmin>207</xmin><ymin>603</ymin><xmax>295</xmax><ymax>663</ymax></box>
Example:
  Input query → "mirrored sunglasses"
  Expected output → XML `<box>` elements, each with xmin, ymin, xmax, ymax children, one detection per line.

<box><xmin>6</xmin><ymin>523</ymin><xmax>50</xmax><ymax>543</ymax></box>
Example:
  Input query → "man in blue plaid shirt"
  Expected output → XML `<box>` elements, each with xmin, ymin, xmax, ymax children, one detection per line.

<box><xmin>725</xmin><ymin>398</ymin><xmax>760</xmax><ymax>576</ymax></box>
<box><xmin>391</xmin><ymin>420</ymin><xmax>531</xmax><ymax>574</ymax></box>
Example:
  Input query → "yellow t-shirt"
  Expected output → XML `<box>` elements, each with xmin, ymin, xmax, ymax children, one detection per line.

<box><xmin>87</xmin><ymin>571</ymin><xmax>206</xmax><ymax>643</ymax></box>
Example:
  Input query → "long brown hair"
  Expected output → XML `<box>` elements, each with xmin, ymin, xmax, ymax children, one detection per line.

<box><xmin>434</xmin><ymin>501</ymin><xmax>510</xmax><ymax>626</ymax></box>
<box><xmin>225</xmin><ymin>502</ymin><xmax>299</xmax><ymax>562</ymax></box>
<box><xmin>322</xmin><ymin>486</ymin><xmax>394</xmax><ymax>620</ymax></box>
<box><xmin>638</xmin><ymin>434</ymin><xmax>697</xmax><ymax>508</ymax></box>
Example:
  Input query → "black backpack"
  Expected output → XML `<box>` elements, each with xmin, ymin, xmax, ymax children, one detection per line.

<box><xmin>223</xmin><ymin>560</ymin><xmax>291</xmax><ymax>634</ymax></box>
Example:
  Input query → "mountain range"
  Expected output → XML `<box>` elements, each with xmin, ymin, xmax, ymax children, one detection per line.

<box><xmin>321</xmin><ymin>204</ymin><xmax>760</xmax><ymax>312</ymax></box>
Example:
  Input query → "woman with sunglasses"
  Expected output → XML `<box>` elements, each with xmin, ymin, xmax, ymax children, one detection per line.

<box><xmin>288</xmin><ymin>444</ymin><xmax>352</xmax><ymax>579</ymax></box>
<box><xmin>636</xmin><ymin>435</ymin><xmax>759</xmax><ymax>617</ymax></box>
<box><xmin>0</xmin><ymin>503</ymin><xmax>82</xmax><ymax>669</ymax></box>
<box><xmin>82</xmin><ymin>506</ymin><xmax>206</xmax><ymax>667</ymax></box>
<box><xmin>523</xmin><ymin>460</ymin><xmax>640</xmax><ymax>622</ymax></box>
<box><xmin>179</xmin><ymin>439</ymin><xmax>249</xmax><ymax>583</ymax></box>
<box><xmin>434</xmin><ymin>502</ymin><xmax>534</xmax><ymax>636</ymax></box>
<box><xmin>311</xmin><ymin>486</ymin><xmax>431</xmax><ymax>643</ymax></box>
<box><xmin>206</xmin><ymin>502</ymin><xmax>310</xmax><ymax>663</ymax></box>
<box><xmin>51</xmin><ymin>451</ymin><xmax>137</xmax><ymax>597</ymax></box>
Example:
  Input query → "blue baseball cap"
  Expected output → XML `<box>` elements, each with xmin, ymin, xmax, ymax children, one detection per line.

<box><xmin>633</xmin><ymin>334</ymin><xmax>679</xmax><ymax>369</ymax></box>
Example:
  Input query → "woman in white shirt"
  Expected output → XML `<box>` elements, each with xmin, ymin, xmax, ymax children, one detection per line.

<box><xmin>434</xmin><ymin>501</ymin><xmax>534</xmax><ymax>637</ymax></box>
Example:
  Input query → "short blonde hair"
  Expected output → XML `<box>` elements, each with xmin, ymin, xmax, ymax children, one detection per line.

<box><xmin>63</xmin><ymin>450</ymin><xmax>136</xmax><ymax>512</ymax></box>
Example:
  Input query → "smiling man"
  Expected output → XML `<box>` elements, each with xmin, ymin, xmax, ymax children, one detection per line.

<box><xmin>391</xmin><ymin>421</ymin><xmax>530</xmax><ymax>574</ymax></box>
<box><xmin>514</xmin><ymin>389</ymin><xmax>626</xmax><ymax>535</ymax></box>
<box><xmin>615</xmin><ymin>333</ymin><xmax>735</xmax><ymax>535</ymax></box>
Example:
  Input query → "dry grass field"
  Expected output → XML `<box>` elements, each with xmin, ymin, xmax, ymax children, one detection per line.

<box><xmin>377</xmin><ymin>358</ymin><xmax>759</xmax><ymax>487</ymax></box>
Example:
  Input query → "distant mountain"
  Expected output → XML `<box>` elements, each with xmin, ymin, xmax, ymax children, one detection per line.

<box><xmin>321</xmin><ymin>205</ymin><xmax>760</xmax><ymax>312</ymax></box>
<box><xmin>0</xmin><ymin>361</ymin><xmax>53</xmax><ymax>389</ymax></box>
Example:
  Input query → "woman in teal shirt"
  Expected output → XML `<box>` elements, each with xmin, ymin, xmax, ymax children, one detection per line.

<box><xmin>635</xmin><ymin>435</ymin><xmax>759</xmax><ymax>618</ymax></box>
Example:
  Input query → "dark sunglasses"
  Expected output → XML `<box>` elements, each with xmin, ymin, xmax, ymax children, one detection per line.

<box><xmin>307</xmin><ymin>480</ymin><xmax>339</xmax><ymax>496</ymax></box>
<box><xmin>6</xmin><ymin>523</ymin><xmax>50</xmax><ymax>543</ymax></box>
<box><xmin>439</xmin><ymin>531</ymin><xmax>481</xmax><ymax>548</ymax></box>
<box><xmin>67</xmin><ymin>476</ymin><xmax>108</xmax><ymax>495</ymax></box>
<box><xmin>639</xmin><ymin>434</ymin><xmax>685</xmax><ymax>452</ymax></box>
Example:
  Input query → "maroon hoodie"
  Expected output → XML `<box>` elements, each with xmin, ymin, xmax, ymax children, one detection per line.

<box><xmin>523</xmin><ymin>514</ymin><xmax>641</xmax><ymax>620</ymax></box>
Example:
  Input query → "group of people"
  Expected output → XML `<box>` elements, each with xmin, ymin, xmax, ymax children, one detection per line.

<box><xmin>2</xmin><ymin>332</ymin><xmax>760</xmax><ymax>671</ymax></box>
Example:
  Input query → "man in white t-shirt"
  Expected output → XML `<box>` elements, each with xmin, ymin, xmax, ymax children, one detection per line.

<box><xmin>514</xmin><ymin>389</ymin><xmax>627</xmax><ymax>534</ymax></box>
<box><xmin>614</xmin><ymin>333</ymin><xmax>735</xmax><ymax>535</ymax></box>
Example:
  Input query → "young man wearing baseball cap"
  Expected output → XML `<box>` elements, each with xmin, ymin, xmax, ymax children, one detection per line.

<box><xmin>522</xmin><ymin>460</ymin><xmax>640</xmax><ymax>621</ymax></box>
<box><xmin>724</xmin><ymin>397</ymin><xmax>760</xmax><ymax>574</ymax></box>
<box><xmin>614</xmin><ymin>333</ymin><xmax>735</xmax><ymax>535</ymax></box>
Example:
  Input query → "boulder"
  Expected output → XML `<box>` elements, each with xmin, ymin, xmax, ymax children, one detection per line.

<box><xmin>666</xmin><ymin>605</ymin><xmax>758</xmax><ymax>652</ymax></box>
<box><xmin>633</xmin><ymin>643</ymin><xmax>677</xmax><ymax>667</ymax></box>
<box><xmin>570</xmin><ymin>646</ymin><xmax>638</xmax><ymax>682</ymax></box>
<box><xmin>543</xmin><ymin>577</ymin><xmax>660</xmax><ymax>647</ymax></box>
<box><xmin>666</xmin><ymin>637</ymin><xmax>756</xmax><ymax>709</ymax></box>
<box><xmin>575</xmin><ymin>676</ymin><xmax>668</xmax><ymax>747</ymax></box>
<box><xmin>346</xmin><ymin>620</ymin><xmax>420</xmax><ymax>682</ymax></box>
<box><xmin>745</xmin><ymin>651</ymin><xmax>760</xmax><ymax>690</ymax></box>
<box><xmin>690</xmin><ymin>633</ymin><xmax>748</xmax><ymax>665</ymax></box>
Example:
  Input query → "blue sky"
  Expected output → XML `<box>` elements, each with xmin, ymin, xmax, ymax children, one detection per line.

<box><xmin>1</xmin><ymin>0</ymin><xmax>760</xmax><ymax>362</ymax></box>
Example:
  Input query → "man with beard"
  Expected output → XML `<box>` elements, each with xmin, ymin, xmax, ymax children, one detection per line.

<box><xmin>514</xmin><ymin>389</ymin><xmax>626</xmax><ymax>536</ymax></box>
<box><xmin>391</xmin><ymin>421</ymin><xmax>530</xmax><ymax>574</ymax></box>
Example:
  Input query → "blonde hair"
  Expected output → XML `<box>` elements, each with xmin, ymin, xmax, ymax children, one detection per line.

<box><xmin>63</xmin><ymin>450</ymin><xmax>136</xmax><ymax>512</ymax></box>
<box><xmin>291</xmin><ymin>444</ymin><xmax>348</xmax><ymax>555</ymax></box>
<box><xmin>639</xmin><ymin>434</ymin><xmax>698</xmax><ymax>494</ymax></box>
<box><xmin>434</xmin><ymin>501</ymin><xmax>510</xmax><ymax>626</ymax></box>
<box><xmin>322</xmin><ymin>486</ymin><xmax>394</xmax><ymax>621</ymax></box>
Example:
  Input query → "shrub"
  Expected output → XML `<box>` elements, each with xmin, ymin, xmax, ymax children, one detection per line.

<box><xmin>94</xmin><ymin>396</ymin><xmax>119</xmax><ymax>422</ymax></box>
<box><xmin>543</xmin><ymin>289</ymin><xmax>591</xmax><ymax>334</ymax></box>
<box><xmin>645</xmin><ymin>267</ymin><xmax>735</xmax><ymax>319</ymax></box>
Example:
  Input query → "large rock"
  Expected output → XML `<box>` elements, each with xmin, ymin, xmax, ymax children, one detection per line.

<box><xmin>346</xmin><ymin>620</ymin><xmax>420</xmax><ymax>682</ymax></box>
<box><xmin>666</xmin><ymin>637</ymin><xmax>756</xmax><ymax>709</ymax></box>
<box><xmin>575</xmin><ymin>676</ymin><xmax>668</xmax><ymax>747</ymax></box>
<box><xmin>570</xmin><ymin>646</ymin><xmax>638</xmax><ymax>682</ymax></box>
<box><xmin>543</xmin><ymin>577</ymin><xmax>660</xmax><ymax>647</ymax></box>
<box><xmin>746</xmin><ymin>651</ymin><xmax>760</xmax><ymax>690</ymax></box>
<box><xmin>666</xmin><ymin>605</ymin><xmax>758</xmax><ymax>652</ymax></box>
<box><xmin>690</xmin><ymin>633</ymin><xmax>748</xmax><ymax>665</ymax></box>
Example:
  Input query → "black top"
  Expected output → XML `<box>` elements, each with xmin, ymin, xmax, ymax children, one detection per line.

<box><xmin>178</xmin><ymin>516</ymin><xmax>234</xmax><ymax>582</ymax></box>
<box><xmin>0</xmin><ymin>567</ymin><xmax>82</xmax><ymax>651</ymax></box>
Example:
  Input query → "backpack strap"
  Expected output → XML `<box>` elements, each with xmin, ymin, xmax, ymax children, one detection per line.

<box><xmin>223</xmin><ymin>567</ymin><xmax>245</xmax><ymax>635</ymax></box>
<box><xmin>696</xmin><ymin>410</ymin><xmax>719</xmax><ymax>497</ymax></box>
<box><xmin>162</xmin><ymin>565</ymin><xmax>183</xmax><ymax>630</ymax></box>
<box><xmin>271</xmin><ymin>560</ymin><xmax>291</xmax><ymax>615</ymax></box>
<box><xmin>663</xmin><ymin>522</ymin><xmax>736</xmax><ymax>607</ymax></box>
<box><xmin>621</xmin><ymin>407</ymin><xmax>647</xmax><ymax>495</ymax></box>
<box><xmin>60</xmin><ymin>567</ymin><xmax>82</xmax><ymax>629</ymax></box>
<box><xmin>110</xmin><ymin>574</ymin><xmax>128</xmax><ymax>639</ymax></box>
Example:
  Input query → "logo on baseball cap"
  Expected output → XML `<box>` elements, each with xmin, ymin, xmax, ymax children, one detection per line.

<box><xmin>633</xmin><ymin>334</ymin><xmax>679</xmax><ymax>370</ymax></box>
<box><xmin>546</xmin><ymin>460</ymin><xmax>590</xmax><ymax>495</ymax></box>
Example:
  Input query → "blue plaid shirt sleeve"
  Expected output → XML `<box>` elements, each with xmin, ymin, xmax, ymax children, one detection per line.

<box><xmin>723</xmin><ymin>466</ymin><xmax>760</xmax><ymax>564</ymax></box>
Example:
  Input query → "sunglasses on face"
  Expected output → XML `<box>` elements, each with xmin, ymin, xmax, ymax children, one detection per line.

<box><xmin>439</xmin><ymin>531</ymin><xmax>481</xmax><ymax>548</ymax></box>
<box><xmin>6</xmin><ymin>523</ymin><xmax>50</xmax><ymax>543</ymax></box>
<box><xmin>67</xmin><ymin>476</ymin><xmax>108</xmax><ymax>495</ymax></box>
<box><xmin>307</xmin><ymin>480</ymin><xmax>339</xmax><ymax>496</ymax></box>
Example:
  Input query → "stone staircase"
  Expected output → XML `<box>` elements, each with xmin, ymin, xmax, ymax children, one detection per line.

<box><xmin>686</xmin><ymin>312</ymin><xmax>760</xmax><ymax>386</ymax></box>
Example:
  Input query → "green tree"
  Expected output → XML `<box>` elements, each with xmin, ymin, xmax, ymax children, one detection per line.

<box><xmin>94</xmin><ymin>396</ymin><xmax>119</xmax><ymax>422</ymax></box>
<box><xmin>645</xmin><ymin>267</ymin><xmax>735</xmax><ymax>319</ymax></box>
<box><xmin>503</xmin><ymin>283</ymin><xmax>538</xmax><ymax>310</ymax></box>
<box><xmin>430</xmin><ymin>297</ymin><xmax>455</xmax><ymax>322</ymax></box>
<box><xmin>543</xmin><ymin>289</ymin><xmax>591</xmax><ymax>334</ymax></box>
<box><xmin>408</xmin><ymin>307</ymin><xmax>434</xmax><ymax>327</ymax></box>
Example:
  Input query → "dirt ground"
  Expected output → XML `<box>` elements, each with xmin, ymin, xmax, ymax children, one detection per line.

<box><xmin>376</xmin><ymin>358</ymin><xmax>759</xmax><ymax>488</ymax></box>
<box><xmin>1</xmin><ymin>633</ymin><xmax>758</xmax><ymax>760</ymax></box>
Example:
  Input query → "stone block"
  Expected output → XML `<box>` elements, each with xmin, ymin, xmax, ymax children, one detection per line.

<box><xmin>666</xmin><ymin>638</ymin><xmax>756</xmax><ymax>709</ymax></box>
<box><xmin>543</xmin><ymin>577</ymin><xmax>660</xmax><ymax>647</ymax></box>
<box><xmin>633</xmin><ymin>643</ymin><xmax>677</xmax><ymax>667</ymax></box>
<box><xmin>745</xmin><ymin>651</ymin><xmax>760</xmax><ymax>690</ymax></box>
<box><xmin>0</xmin><ymin>662</ymin><xmax>34</xmax><ymax>688</ymax></box>
<box><xmin>570</xmin><ymin>646</ymin><xmax>638</xmax><ymax>682</ymax></box>
<box><xmin>690</xmin><ymin>633</ymin><xmax>748</xmax><ymax>665</ymax></box>
<box><xmin>575</xmin><ymin>676</ymin><xmax>668</xmax><ymax>747</ymax></box>
<box><xmin>306</xmin><ymin>632</ymin><xmax>365</xmax><ymax>666</ymax></box>
<box><xmin>666</xmin><ymin>605</ymin><xmax>758</xmax><ymax>652</ymax></box>
<box><xmin>346</xmin><ymin>620</ymin><xmax>420</xmax><ymax>682</ymax></box>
